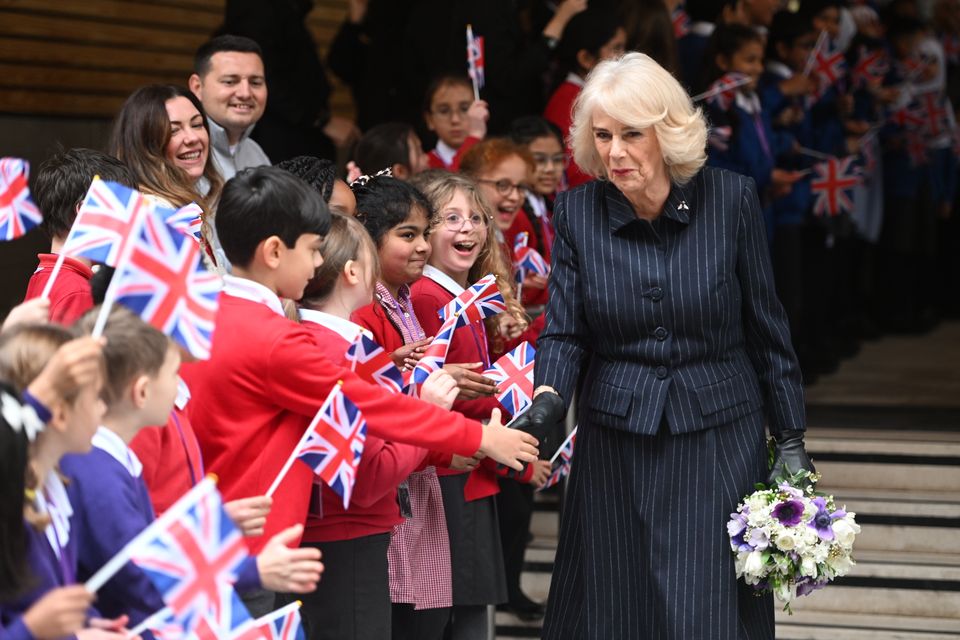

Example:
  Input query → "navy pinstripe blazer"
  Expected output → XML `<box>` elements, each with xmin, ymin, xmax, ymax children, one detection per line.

<box><xmin>535</xmin><ymin>167</ymin><xmax>805</xmax><ymax>436</ymax></box>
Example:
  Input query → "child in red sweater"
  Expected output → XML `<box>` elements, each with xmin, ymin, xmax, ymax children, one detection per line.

<box><xmin>410</xmin><ymin>171</ymin><xmax>551</xmax><ymax>638</ymax></box>
<box><xmin>181</xmin><ymin>167</ymin><xmax>538</xmax><ymax>614</ymax></box>
<box><xmin>23</xmin><ymin>149</ymin><xmax>137</xmax><ymax>326</ymax></box>
<box><xmin>423</xmin><ymin>76</ymin><xmax>489</xmax><ymax>172</ymax></box>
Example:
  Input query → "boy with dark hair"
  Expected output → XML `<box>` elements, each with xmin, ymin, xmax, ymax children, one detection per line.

<box><xmin>182</xmin><ymin>166</ymin><xmax>537</xmax><ymax>562</ymax></box>
<box><xmin>23</xmin><ymin>148</ymin><xmax>137</xmax><ymax>325</ymax></box>
<box><xmin>62</xmin><ymin>306</ymin><xmax>323</xmax><ymax>627</ymax></box>
<box><xmin>189</xmin><ymin>34</ymin><xmax>270</xmax><ymax>179</ymax></box>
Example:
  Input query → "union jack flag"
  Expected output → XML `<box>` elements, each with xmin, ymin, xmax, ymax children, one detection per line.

<box><xmin>163</xmin><ymin>202</ymin><xmax>204</xmax><ymax>245</ymax></box>
<box><xmin>915</xmin><ymin>91</ymin><xmax>951</xmax><ymax>138</ymax></box>
<box><xmin>672</xmin><ymin>6</ymin><xmax>690</xmax><ymax>39</ymax></box>
<box><xmin>513</xmin><ymin>232</ymin><xmax>549</xmax><ymax>278</ymax></box>
<box><xmin>851</xmin><ymin>47</ymin><xmax>888</xmax><ymax>89</ymax></box>
<box><xmin>699</xmin><ymin>72</ymin><xmax>750</xmax><ymax>111</ymax></box>
<box><xmin>810</xmin><ymin>156</ymin><xmax>861</xmax><ymax>217</ymax></box>
<box><xmin>0</xmin><ymin>158</ymin><xmax>42</xmax><ymax>241</ymax></box>
<box><xmin>297</xmin><ymin>386</ymin><xmax>367</xmax><ymax>509</ymax></box>
<box><xmin>61</xmin><ymin>177</ymin><xmax>150</xmax><ymax>265</ymax></box>
<box><xmin>408</xmin><ymin>320</ymin><xmax>456</xmax><ymax>387</ymax></box>
<box><xmin>888</xmin><ymin>104</ymin><xmax>925</xmax><ymax>130</ymax></box>
<box><xmin>467</xmin><ymin>27</ymin><xmax>485</xmax><ymax>91</ymax></box>
<box><xmin>437</xmin><ymin>273</ymin><xmax>506</xmax><ymax>328</ymax></box>
<box><xmin>129</xmin><ymin>478</ymin><xmax>249</xmax><ymax>635</ymax></box>
<box><xmin>112</xmin><ymin>209</ymin><xmax>221</xmax><ymax>359</ymax></box>
<box><xmin>231</xmin><ymin>601</ymin><xmax>304</xmax><ymax>640</ymax></box>
<box><xmin>148</xmin><ymin>591</ymin><xmax>252</xmax><ymax>640</ymax></box>
<box><xmin>540</xmin><ymin>427</ymin><xmax>577</xmax><ymax>491</ymax></box>
<box><xmin>812</xmin><ymin>42</ymin><xmax>846</xmax><ymax>89</ymax></box>
<box><xmin>345</xmin><ymin>332</ymin><xmax>405</xmax><ymax>394</ymax></box>
<box><xmin>483</xmin><ymin>341</ymin><xmax>535</xmax><ymax>417</ymax></box>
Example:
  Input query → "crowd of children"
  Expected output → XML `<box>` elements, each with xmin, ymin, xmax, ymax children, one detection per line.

<box><xmin>2</xmin><ymin>0</ymin><xmax>960</xmax><ymax>639</ymax></box>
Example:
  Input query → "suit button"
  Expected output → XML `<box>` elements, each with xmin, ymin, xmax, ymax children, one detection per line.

<box><xmin>650</xmin><ymin>287</ymin><xmax>663</xmax><ymax>301</ymax></box>
<box><xmin>654</xmin><ymin>327</ymin><xmax>669</xmax><ymax>341</ymax></box>
<box><xmin>655</xmin><ymin>365</ymin><xmax>668</xmax><ymax>379</ymax></box>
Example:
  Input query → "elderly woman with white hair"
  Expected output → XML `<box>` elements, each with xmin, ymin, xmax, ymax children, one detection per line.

<box><xmin>510</xmin><ymin>53</ymin><xmax>813</xmax><ymax>638</ymax></box>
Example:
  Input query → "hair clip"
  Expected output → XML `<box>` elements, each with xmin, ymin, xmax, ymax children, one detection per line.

<box><xmin>1</xmin><ymin>392</ymin><xmax>45</xmax><ymax>442</ymax></box>
<box><xmin>349</xmin><ymin>167</ymin><xmax>393</xmax><ymax>188</ymax></box>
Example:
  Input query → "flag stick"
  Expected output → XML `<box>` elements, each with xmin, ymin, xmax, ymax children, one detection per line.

<box><xmin>796</xmin><ymin>146</ymin><xmax>833</xmax><ymax>161</ymax></box>
<box><xmin>265</xmin><ymin>381</ymin><xmax>343</xmax><ymax>498</ymax></box>
<box><xmin>126</xmin><ymin>607</ymin><xmax>172</xmax><ymax>639</ymax></box>
<box><xmin>466</xmin><ymin>24</ymin><xmax>481</xmax><ymax>102</ymax></box>
<box><xmin>38</xmin><ymin>252</ymin><xmax>67</xmax><ymax>300</ymax></box>
<box><xmin>85</xmin><ymin>477</ymin><xmax>217</xmax><ymax>594</ymax></box>
<box><xmin>690</xmin><ymin>75</ymin><xmax>752</xmax><ymax>103</ymax></box>
<box><xmin>803</xmin><ymin>30</ymin><xmax>827</xmax><ymax>77</ymax></box>
<box><xmin>89</xmin><ymin>196</ymin><xmax>151</xmax><ymax>338</ymax></box>
<box><xmin>232</xmin><ymin>600</ymin><xmax>302</xmax><ymax>637</ymax></box>
<box><xmin>549</xmin><ymin>426</ymin><xmax>578</xmax><ymax>464</ymax></box>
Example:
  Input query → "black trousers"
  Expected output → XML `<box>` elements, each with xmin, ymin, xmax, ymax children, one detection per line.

<box><xmin>277</xmin><ymin>534</ymin><xmax>390</xmax><ymax>640</ymax></box>
<box><xmin>495</xmin><ymin>478</ymin><xmax>535</xmax><ymax>603</ymax></box>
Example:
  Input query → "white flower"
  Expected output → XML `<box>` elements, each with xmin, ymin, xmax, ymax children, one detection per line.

<box><xmin>775</xmin><ymin>532</ymin><xmax>796</xmax><ymax>551</ymax></box>
<box><xmin>832</xmin><ymin>519</ymin><xmax>860</xmax><ymax>547</ymax></box>
<box><xmin>744</xmin><ymin>551</ymin><xmax>766</xmax><ymax>577</ymax></box>
<box><xmin>801</xmin><ymin>557</ymin><xmax>819</xmax><ymax>578</ymax></box>
<box><xmin>826</xmin><ymin>553</ymin><xmax>855</xmax><ymax>576</ymax></box>
<box><xmin>775</xmin><ymin>580</ymin><xmax>797</xmax><ymax>604</ymax></box>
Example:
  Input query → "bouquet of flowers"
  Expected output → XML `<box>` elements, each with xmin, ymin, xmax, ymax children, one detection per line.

<box><xmin>728</xmin><ymin>469</ymin><xmax>860</xmax><ymax>612</ymax></box>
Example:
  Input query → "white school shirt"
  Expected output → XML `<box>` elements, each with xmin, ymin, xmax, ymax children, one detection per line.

<box><xmin>221</xmin><ymin>274</ymin><xmax>286</xmax><ymax>318</ymax></box>
<box><xmin>298</xmin><ymin>308</ymin><xmax>372</xmax><ymax>342</ymax></box>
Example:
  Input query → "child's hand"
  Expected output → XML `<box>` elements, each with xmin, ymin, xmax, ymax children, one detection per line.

<box><xmin>392</xmin><ymin>337</ymin><xmax>433</xmax><ymax>370</ymax></box>
<box><xmin>224</xmin><ymin>495</ymin><xmax>272</xmax><ymax>537</ymax></box>
<box><xmin>322</xmin><ymin>116</ymin><xmax>361</xmax><ymax>149</ymax></box>
<box><xmin>770</xmin><ymin>169</ymin><xmax>804</xmax><ymax>199</ymax></box>
<box><xmin>256</xmin><ymin>524</ymin><xmax>324</xmax><ymax>593</ymax></box>
<box><xmin>87</xmin><ymin>616</ymin><xmax>129</xmax><ymax>633</ymax></box>
<box><xmin>498</xmin><ymin>314</ymin><xmax>527</xmax><ymax>341</ymax></box>
<box><xmin>22</xmin><ymin>585</ymin><xmax>94</xmax><ymax>640</ymax></box>
<box><xmin>779</xmin><ymin>73</ymin><xmax>816</xmax><ymax>98</ymax></box>
<box><xmin>76</xmin><ymin>630</ymin><xmax>131</xmax><ymax>640</ymax></box>
<box><xmin>522</xmin><ymin>274</ymin><xmax>549</xmax><ymax>291</ymax></box>
<box><xmin>443</xmin><ymin>362</ymin><xmax>498</xmax><ymax>400</ymax></box>
<box><xmin>420</xmin><ymin>369</ymin><xmax>459</xmax><ymax>409</ymax></box>
<box><xmin>28</xmin><ymin>336</ymin><xmax>105</xmax><ymax>409</ymax></box>
<box><xmin>449</xmin><ymin>453</ymin><xmax>482</xmax><ymax>472</ymax></box>
<box><xmin>528</xmin><ymin>459</ymin><xmax>553</xmax><ymax>489</ymax></box>
<box><xmin>2</xmin><ymin>297</ymin><xmax>50</xmax><ymax>332</ymax></box>
<box><xmin>466</xmin><ymin>100</ymin><xmax>489</xmax><ymax>140</ymax></box>
<box><xmin>479</xmin><ymin>408</ymin><xmax>539</xmax><ymax>471</ymax></box>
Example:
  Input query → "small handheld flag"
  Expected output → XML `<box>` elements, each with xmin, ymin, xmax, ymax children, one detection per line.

<box><xmin>540</xmin><ymin>427</ymin><xmax>577</xmax><ymax>491</ymax></box>
<box><xmin>231</xmin><ymin>601</ymin><xmax>305</xmax><ymax>640</ymax></box>
<box><xmin>483</xmin><ymin>341</ymin><xmax>536</xmax><ymax>417</ymax></box>
<box><xmin>691</xmin><ymin>73</ymin><xmax>751</xmax><ymax>111</ymax></box>
<box><xmin>437</xmin><ymin>274</ymin><xmax>506</xmax><ymax>328</ymax></box>
<box><xmin>346</xmin><ymin>332</ymin><xmax>405</xmax><ymax>394</ymax></box>
<box><xmin>0</xmin><ymin>158</ymin><xmax>42</xmax><ymax>241</ymax></box>
<box><xmin>163</xmin><ymin>202</ymin><xmax>205</xmax><ymax>245</ymax></box>
<box><xmin>466</xmin><ymin>24</ymin><xmax>485</xmax><ymax>101</ymax></box>
<box><xmin>810</xmin><ymin>156</ymin><xmax>861</xmax><ymax>217</ymax></box>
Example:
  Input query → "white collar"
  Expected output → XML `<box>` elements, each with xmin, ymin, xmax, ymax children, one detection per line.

<box><xmin>526</xmin><ymin>192</ymin><xmax>548</xmax><ymax>219</ymax></box>
<box><xmin>222</xmin><ymin>275</ymin><xmax>285</xmax><ymax>317</ymax></box>
<box><xmin>766</xmin><ymin>61</ymin><xmax>793</xmax><ymax>79</ymax></box>
<box><xmin>564</xmin><ymin>72</ymin><xmax>586</xmax><ymax>88</ymax></box>
<box><xmin>689</xmin><ymin>21</ymin><xmax>715</xmax><ymax>37</ymax></box>
<box><xmin>423</xmin><ymin>265</ymin><xmax>466</xmax><ymax>296</ymax></box>
<box><xmin>35</xmin><ymin>472</ymin><xmax>72</xmax><ymax>559</ymax></box>
<box><xmin>175</xmin><ymin>376</ymin><xmax>190</xmax><ymax>410</ymax></box>
<box><xmin>92</xmin><ymin>426</ymin><xmax>143</xmax><ymax>478</ymax></box>
<box><xmin>735</xmin><ymin>91</ymin><xmax>762</xmax><ymax>115</ymax></box>
<box><xmin>434</xmin><ymin>140</ymin><xmax>458</xmax><ymax>167</ymax></box>
<box><xmin>298</xmin><ymin>308</ymin><xmax>372</xmax><ymax>342</ymax></box>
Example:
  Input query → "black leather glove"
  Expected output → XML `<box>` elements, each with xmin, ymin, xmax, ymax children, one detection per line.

<box><xmin>766</xmin><ymin>430</ymin><xmax>816</xmax><ymax>487</ymax></box>
<box><xmin>510</xmin><ymin>392</ymin><xmax>566</xmax><ymax>451</ymax></box>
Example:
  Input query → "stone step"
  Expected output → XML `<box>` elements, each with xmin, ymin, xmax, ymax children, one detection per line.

<box><xmin>814</xmin><ymin>460</ymin><xmax>960</xmax><ymax>492</ymax></box>
<box><xmin>774</xmin><ymin>611</ymin><xmax>960</xmax><ymax>639</ymax></box>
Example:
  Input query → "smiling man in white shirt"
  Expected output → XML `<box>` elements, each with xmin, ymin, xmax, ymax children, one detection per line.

<box><xmin>189</xmin><ymin>35</ymin><xmax>271</xmax><ymax>180</ymax></box>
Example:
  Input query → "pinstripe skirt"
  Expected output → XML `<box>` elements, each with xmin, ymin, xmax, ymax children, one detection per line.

<box><xmin>542</xmin><ymin>412</ymin><xmax>775</xmax><ymax>640</ymax></box>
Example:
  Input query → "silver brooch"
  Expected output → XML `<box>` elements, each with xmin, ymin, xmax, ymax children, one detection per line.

<box><xmin>678</xmin><ymin>200</ymin><xmax>689</xmax><ymax>211</ymax></box>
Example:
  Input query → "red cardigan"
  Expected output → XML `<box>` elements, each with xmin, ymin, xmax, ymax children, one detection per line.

<box><xmin>181</xmin><ymin>294</ymin><xmax>483</xmax><ymax>553</ymax></box>
<box><xmin>299</xmin><ymin>320</ymin><xmax>427</xmax><ymax>543</ymax></box>
<box><xmin>426</xmin><ymin>136</ymin><xmax>481</xmax><ymax>171</ymax></box>
<box><xmin>410</xmin><ymin>275</ymin><xmax>534</xmax><ymax>498</ymax></box>
<box><xmin>130</xmin><ymin>405</ymin><xmax>204</xmax><ymax>516</ymax></box>
<box><xmin>543</xmin><ymin>80</ymin><xmax>591</xmax><ymax>188</ymax></box>
<box><xmin>23</xmin><ymin>254</ymin><xmax>94</xmax><ymax>326</ymax></box>
<box><xmin>504</xmin><ymin>209</ymin><xmax>551</xmax><ymax>307</ymax></box>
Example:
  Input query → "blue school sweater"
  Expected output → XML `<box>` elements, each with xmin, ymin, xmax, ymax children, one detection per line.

<box><xmin>0</xmin><ymin>475</ymin><xmax>93</xmax><ymax>640</ymax></box>
<box><xmin>60</xmin><ymin>427</ymin><xmax>260</xmax><ymax>628</ymax></box>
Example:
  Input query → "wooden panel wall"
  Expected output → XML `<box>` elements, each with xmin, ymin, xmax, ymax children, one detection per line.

<box><xmin>0</xmin><ymin>0</ymin><xmax>353</xmax><ymax>119</ymax></box>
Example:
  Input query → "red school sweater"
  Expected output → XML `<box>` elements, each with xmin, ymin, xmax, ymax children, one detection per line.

<box><xmin>543</xmin><ymin>80</ymin><xmax>591</xmax><ymax>188</ymax></box>
<box><xmin>180</xmin><ymin>293</ymin><xmax>483</xmax><ymax>553</ymax></box>
<box><xmin>410</xmin><ymin>274</ymin><xmax>534</xmax><ymax>496</ymax></box>
<box><xmin>426</xmin><ymin>136</ymin><xmax>481</xmax><ymax>171</ymax></box>
<box><xmin>130</xmin><ymin>405</ymin><xmax>204</xmax><ymax>516</ymax></box>
<box><xmin>23</xmin><ymin>254</ymin><xmax>94</xmax><ymax>326</ymax></box>
<box><xmin>299</xmin><ymin>319</ymin><xmax>428</xmax><ymax>543</ymax></box>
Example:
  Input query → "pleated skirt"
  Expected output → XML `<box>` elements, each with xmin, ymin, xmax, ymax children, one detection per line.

<box><xmin>542</xmin><ymin>412</ymin><xmax>776</xmax><ymax>640</ymax></box>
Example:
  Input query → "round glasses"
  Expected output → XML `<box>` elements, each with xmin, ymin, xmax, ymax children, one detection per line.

<box><xmin>477</xmin><ymin>178</ymin><xmax>530</xmax><ymax>197</ymax></box>
<box><xmin>440</xmin><ymin>211</ymin><xmax>488</xmax><ymax>231</ymax></box>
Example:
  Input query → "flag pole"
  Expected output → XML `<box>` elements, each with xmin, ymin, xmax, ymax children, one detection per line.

<box><xmin>549</xmin><ymin>426</ymin><xmax>578</xmax><ymax>465</ymax></box>
<box><xmin>796</xmin><ymin>146</ymin><xmax>834</xmax><ymax>161</ymax></box>
<box><xmin>85</xmin><ymin>477</ymin><xmax>217</xmax><ymax>594</ymax></box>
<box><xmin>690</xmin><ymin>75</ymin><xmax>752</xmax><ymax>103</ymax></box>
<box><xmin>232</xmin><ymin>600</ymin><xmax>303</xmax><ymax>636</ymax></box>
<box><xmin>126</xmin><ymin>606</ymin><xmax>172</xmax><ymax>639</ymax></box>
<box><xmin>803</xmin><ymin>30</ymin><xmax>827</xmax><ymax>77</ymax></box>
<box><xmin>466</xmin><ymin>24</ymin><xmax>481</xmax><ymax>101</ymax></box>
<box><xmin>38</xmin><ymin>252</ymin><xmax>68</xmax><ymax>300</ymax></box>
<box><xmin>89</xmin><ymin>195</ymin><xmax>152</xmax><ymax>338</ymax></box>
<box><xmin>265</xmin><ymin>381</ymin><xmax>343</xmax><ymax>498</ymax></box>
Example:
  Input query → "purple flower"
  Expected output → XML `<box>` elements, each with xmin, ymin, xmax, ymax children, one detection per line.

<box><xmin>727</xmin><ymin>511</ymin><xmax>748</xmax><ymax>538</ymax></box>
<box><xmin>748</xmin><ymin>528</ymin><xmax>770</xmax><ymax>550</ymax></box>
<box><xmin>778</xmin><ymin>483</ymin><xmax>804</xmax><ymax>499</ymax></box>
<box><xmin>772</xmin><ymin>500</ymin><xmax>805</xmax><ymax>527</ymax></box>
<box><xmin>809</xmin><ymin>497</ymin><xmax>835</xmax><ymax>540</ymax></box>
<box><xmin>796</xmin><ymin>577</ymin><xmax>829</xmax><ymax>597</ymax></box>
